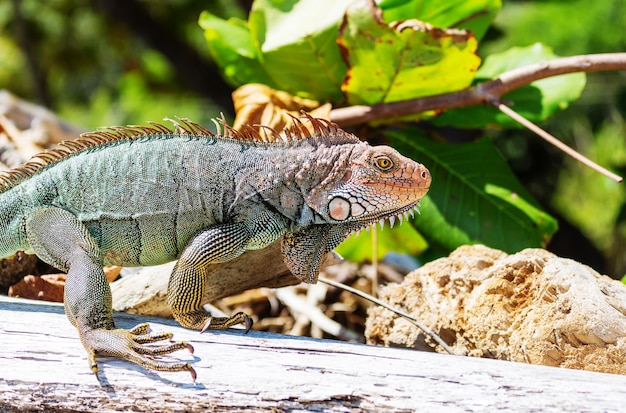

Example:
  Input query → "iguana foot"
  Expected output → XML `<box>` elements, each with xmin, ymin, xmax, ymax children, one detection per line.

<box><xmin>172</xmin><ymin>309</ymin><xmax>252</xmax><ymax>333</ymax></box>
<box><xmin>81</xmin><ymin>323</ymin><xmax>196</xmax><ymax>381</ymax></box>
<box><xmin>201</xmin><ymin>312</ymin><xmax>253</xmax><ymax>333</ymax></box>
<box><xmin>173</xmin><ymin>309</ymin><xmax>253</xmax><ymax>333</ymax></box>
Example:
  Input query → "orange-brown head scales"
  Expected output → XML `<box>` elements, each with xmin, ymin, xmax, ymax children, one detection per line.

<box><xmin>306</xmin><ymin>144</ymin><xmax>431</xmax><ymax>229</ymax></box>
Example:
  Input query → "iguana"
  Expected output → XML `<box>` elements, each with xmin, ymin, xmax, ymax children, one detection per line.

<box><xmin>0</xmin><ymin>114</ymin><xmax>431</xmax><ymax>380</ymax></box>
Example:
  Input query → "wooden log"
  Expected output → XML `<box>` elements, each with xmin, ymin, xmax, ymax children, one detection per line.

<box><xmin>0</xmin><ymin>294</ymin><xmax>624</xmax><ymax>412</ymax></box>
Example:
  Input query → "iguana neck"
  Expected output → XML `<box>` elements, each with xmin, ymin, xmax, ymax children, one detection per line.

<box><xmin>230</xmin><ymin>141</ymin><xmax>363</xmax><ymax>228</ymax></box>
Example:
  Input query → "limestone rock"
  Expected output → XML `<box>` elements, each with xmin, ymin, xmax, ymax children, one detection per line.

<box><xmin>365</xmin><ymin>244</ymin><xmax>626</xmax><ymax>374</ymax></box>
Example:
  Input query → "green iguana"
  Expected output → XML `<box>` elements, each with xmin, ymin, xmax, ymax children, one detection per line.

<box><xmin>0</xmin><ymin>114</ymin><xmax>431</xmax><ymax>380</ymax></box>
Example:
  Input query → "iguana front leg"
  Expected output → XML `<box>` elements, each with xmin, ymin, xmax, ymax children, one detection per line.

<box><xmin>25</xmin><ymin>207</ymin><xmax>195</xmax><ymax>379</ymax></box>
<box><xmin>168</xmin><ymin>213</ymin><xmax>287</xmax><ymax>331</ymax></box>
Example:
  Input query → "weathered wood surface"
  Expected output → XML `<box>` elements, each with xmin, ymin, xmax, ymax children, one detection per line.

<box><xmin>1</xmin><ymin>295</ymin><xmax>624</xmax><ymax>412</ymax></box>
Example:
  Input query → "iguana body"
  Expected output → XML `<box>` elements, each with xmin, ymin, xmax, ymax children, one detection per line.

<box><xmin>0</xmin><ymin>115</ymin><xmax>431</xmax><ymax>379</ymax></box>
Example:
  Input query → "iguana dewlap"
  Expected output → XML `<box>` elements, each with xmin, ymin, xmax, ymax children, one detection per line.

<box><xmin>0</xmin><ymin>115</ymin><xmax>430</xmax><ymax>380</ymax></box>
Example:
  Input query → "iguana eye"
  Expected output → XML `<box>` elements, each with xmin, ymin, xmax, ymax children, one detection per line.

<box><xmin>374</xmin><ymin>156</ymin><xmax>394</xmax><ymax>171</ymax></box>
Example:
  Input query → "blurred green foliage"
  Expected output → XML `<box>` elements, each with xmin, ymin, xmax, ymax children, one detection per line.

<box><xmin>0</xmin><ymin>0</ymin><xmax>243</xmax><ymax>127</ymax></box>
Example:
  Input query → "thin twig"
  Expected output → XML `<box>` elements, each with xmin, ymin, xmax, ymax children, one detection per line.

<box><xmin>496</xmin><ymin>103</ymin><xmax>623</xmax><ymax>182</ymax></box>
<box><xmin>371</xmin><ymin>226</ymin><xmax>378</xmax><ymax>297</ymax></box>
<box><xmin>318</xmin><ymin>276</ymin><xmax>455</xmax><ymax>355</ymax></box>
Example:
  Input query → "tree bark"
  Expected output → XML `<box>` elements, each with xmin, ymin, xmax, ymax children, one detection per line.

<box><xmin>0</xmin><ymin>295</ymin><xmax>624</xmax><ymax>412</ymax></box>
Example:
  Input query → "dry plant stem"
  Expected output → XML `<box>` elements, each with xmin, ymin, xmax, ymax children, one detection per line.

<box><xmin>371</xmin><ymin>227</ymin><xmax>378</xmax><ymax>297</ymax></box>
<box><xmin>318</xmin><ymin>276</ymin><xmax>455</xmax><ymax>355</ymax></box>
<box><xmin>330</xmin><ymin>53</ymin><xmax>626</xmax><ymax>126</ymax></box>
<box><xmin>274</xmin><ymin>286</ymin><xmax>362</xmax><ymax>342</ymax></box>
<box><xmin>496</xmin><ymin>103</ymin><xmax>623</xmax><ymax>183</ymax></box>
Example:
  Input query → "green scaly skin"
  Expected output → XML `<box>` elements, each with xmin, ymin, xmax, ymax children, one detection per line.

<box><xmin>0</xmin><ymin>116</ymin><xmax>431</xmax><ymax>380</ymax></box>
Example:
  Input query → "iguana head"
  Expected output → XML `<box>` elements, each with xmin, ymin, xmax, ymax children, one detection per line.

<box><xmin>267</xmin><ymin>116</ymin><xmax>431</xmax><ymax>284</ymax></box>
<box><xmin>306</xmin><ymin>143</ymin><xmax>431</xmax><ymax>230</ymax></box>
<box><xmin>284</xmin><ymin>141</ymin><xmax>430</xmax><ymax>284</ymax></box>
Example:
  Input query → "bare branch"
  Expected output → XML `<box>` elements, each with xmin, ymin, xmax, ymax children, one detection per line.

<box><xmin>330</xmin><ymin>53</ymin><xmax>626</xmax><ymax>126</ymax></box>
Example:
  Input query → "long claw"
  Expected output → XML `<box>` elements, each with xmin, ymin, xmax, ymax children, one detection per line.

<box><xmin>200</xmin><ymin>316</ymin><xmax>214</xmax><ymax>334</ymax></box>
<box><xmin>243</xmin><ymin>313</ymin><xmax>253</xmax><ymax>334</ymax></box>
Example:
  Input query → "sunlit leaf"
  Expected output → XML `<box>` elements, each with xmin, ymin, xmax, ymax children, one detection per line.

<box><xmin>432</xmin><ymin>43</ymin><xmax>587</xmax><ymax>128</ymax></box>
<box><xmin>336</xmin><ymin>220</ymin><xmax>428</xmax><ymax>262</ymax></box>
<box><xmin>388</xmin><ymin>128</ymin><xmax>558</xmax><ymax>254</ymax></box>
<box><xmin>376</xmin><ymin>0</ymin><xmax>501</xmax><ymax>40</ymax></box>
<box><xmin>339</xmin><ymin>0</ymin><xmax>480</xmax><ymax>106</ymax></box>
<box><xmin>199</xmin><ymin>12</ymin><xmax>275</xmax><ymax>87</ymax></box>
<box><xmin>201</xmin><ymin>0</ymin><xmax>353</xmax><ymax>101</ymax></box>
<box><xmin>247</xmin><ymin>0</ymin><xmax>353</xmax><ymax>101</ymax></box>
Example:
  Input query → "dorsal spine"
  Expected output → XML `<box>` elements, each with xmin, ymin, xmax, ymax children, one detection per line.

<box><xmin>0</xmin><ymin>114</ymin><xmax>358</xmax><ymax>193</ymax></box>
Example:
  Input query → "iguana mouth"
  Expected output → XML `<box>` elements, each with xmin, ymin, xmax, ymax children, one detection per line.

<box><xmin>363</xmin><ymin>174</ymin><xmax>431</xmax><ymax>192</ymax></box>
<box><xmin>328</xmin><ymin>189</ymin><xmax>426</xmax><ymax>222</ymax></box>
<box><xmin>347</xmin><ymin>201</ymin><xmax>423</xmax><ymax>237</ymax></box>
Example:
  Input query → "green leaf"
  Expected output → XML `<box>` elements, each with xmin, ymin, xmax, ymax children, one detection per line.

<box><xmin>339</xmin><ymin>0</ymin><xmax>480</xmax><ymax>106</ymax></box>
<box><xmin>335</xmin><ymin>220</ymin><xmax>428</xmax><ymax>262</ymax></box>
<box><xmin>388</xmin><ymin>128</ymin><xmax>558</xmax><ymax>254</ymax></box>
<box><xmin>199</xmin><ymin>11</ymin><xmax>275</xmax><ymax>87</ymax></box>
<box><xmin>247</xmin><ymin>0</ymin><xmax>353</xmax><ymax>101</ymax></box>
<box><xmin>376</xmin><ymin>0</ymin><xmax>501</xmax><ymax>40</ymax></box>
<box><xmin>432</xmin><ymin>43</ymin><xmax>587</xmax><ymax>128</ymax></box>
<box><xmin>200</xmin><ymin>1</ymin><xmax>351</xmax><ymax>101</ymax></box>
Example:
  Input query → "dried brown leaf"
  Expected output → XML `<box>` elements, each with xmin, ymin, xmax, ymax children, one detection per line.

<box><xmin>232</xmin><ymin>84</ymin><xmax>331</xmax><ymax>133</ymax></box>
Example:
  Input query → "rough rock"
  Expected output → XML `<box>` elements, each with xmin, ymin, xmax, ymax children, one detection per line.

<box><xmin>365</xmin><ymin>244</ymin><xmax>626</xmax><ymax>374</ymax></box>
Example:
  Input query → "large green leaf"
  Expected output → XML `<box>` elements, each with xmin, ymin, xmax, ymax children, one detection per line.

<box><xmin>201</xmin><ymin>0</ymin><xmax>352</xmax><ymax>102</ymax></box>
<box><xmin>432</xmin><ymin>43</ymin><xmax>587</xmax><ymax>128</ymax></box>
<box><xmin>199</xmin><ymin>12</ymin><xmax>275</xmax><ymax>88</ymax></box>
<box><xmin>388</xmin><ymin>128</ymin><xmax>558</xmax><ymax>254</ymax></box>
<box><xmin>339</xmin><ymin>0</ymin><xmax>480</xmax><ymax>106</ymax></box>
<box><xmin>376</xmin><ymin>0</ymin><xmax>501</xmax><ymax>40</ymax></box>
<box><xmin>248</xmin><ymin>0</ymin><xmax>352</xmax><ymax>101</ymax></box>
